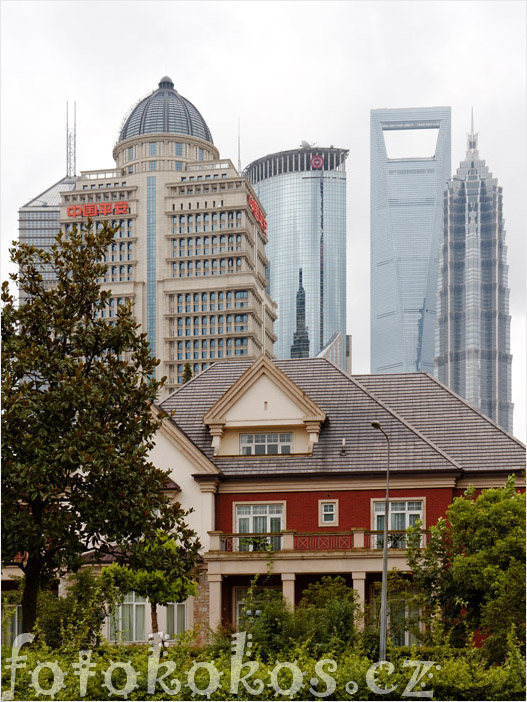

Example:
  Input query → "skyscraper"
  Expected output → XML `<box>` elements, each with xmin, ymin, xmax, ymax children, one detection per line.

<box><xmin>370</xmin><ymin>107</ymin><xmax>451</xmax><ymax>374</ymax></box>
<box><xmin>57</xmin><ymin>77</ymin><xmax>276</xmax><ymax>392</ymax></box>
<box><xmin>18</xmin><ymin>176</ymin><xmax>77</xmax><ymax>301</ymax></box>
<box><xmin>435</xmin><ymin>117</ymin><xmax>513</xmax><ymax>432</ymax></box>
<box><xmin>245</xmin><ymin>146</ymin><xmax>348</xmax><ymax>369</ymax></box>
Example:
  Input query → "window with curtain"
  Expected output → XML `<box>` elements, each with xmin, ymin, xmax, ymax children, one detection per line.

<box><xmin>235</xmin><ymin>503</ymin><xmax>283</xmax><ymax>551</ymax></box>
<box><xmin>166</xmin><ymin>602</ymin><xmax>186</xmax><ymax>639</ymax></box>
<box><xmin>109</xmin><ymin>592</ymin><xmax>146</xmax><ymax>642</ymax></box>
<box><xmin>373</xmin><ymin>500</ymin><xmax>423</xmax><ymax>548</ymax></box>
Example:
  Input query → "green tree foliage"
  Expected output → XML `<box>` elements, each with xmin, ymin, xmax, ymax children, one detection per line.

<box><xmin>1</xmin><ymin>222</ymin><xmax>180</xmax><ymax>633</ymax></box>
<box><xmin>182</xmin><ymin>362</ymin><xmax>193</xmax><ymax>384</ymax></box>
<box><xmin>407</xmin><ymin>476</ymin><xmax>525</xmax><ymax>662</ymax></box>
<box><xmin>101</xmin><ymin>524</ymin><xmax>201</xmax><ymax>635</ymax></box>
<box><xmin>295</xmin><ymin>575</ymin><xmax>360</xmax><ymax>654</ymax></box>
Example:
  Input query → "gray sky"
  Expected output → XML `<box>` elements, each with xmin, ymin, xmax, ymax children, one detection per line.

<box><xmin>1</xmin><ymin>1</ymin><xmax>525</xmax><ymax>440</ymax></box>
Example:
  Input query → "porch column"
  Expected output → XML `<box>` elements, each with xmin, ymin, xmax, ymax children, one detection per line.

<box><xmin>282</xmin><ymin>573</ymin><xmax>296</xmax><ymax>611</ymax></box>
<box><xmin>352</xmin><ymin>571</ymin><xmax>366</xmax><ymax>630</ymax></box>
<box><xmin>208</xmin><ymin>574</ymin><xmax>223</xmax><ymax>631</ymax></box>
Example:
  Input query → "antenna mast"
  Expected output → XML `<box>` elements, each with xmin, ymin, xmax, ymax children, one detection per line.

<box><xmin>66</xmin><ymin>101</ymin><xmax>76</xmax><ymax>177</ymax></box>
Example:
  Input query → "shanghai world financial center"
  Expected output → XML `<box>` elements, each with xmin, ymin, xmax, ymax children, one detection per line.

<box><xmin>370</xmin><ymin>107</ymin><xmax>451</xmax><ymax>374</ymax></box>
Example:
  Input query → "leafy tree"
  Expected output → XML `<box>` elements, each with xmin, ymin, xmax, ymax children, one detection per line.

<box><xmin>407</xmin><ymin>476</ymin><xmax>525</xmax><ymax>662</ymax></box>
<box><xmin>101</xmin><ymin>523</ymin><xmax>201</xmax><ymax>635</ymax></box>
<box><xmin>1</xmin><ymin>221</ymin><xmax>180</xmax><ymax>633</ymax></box>
<box><xmin>182</xmin><ymin>362</ymin><xmax>193</xmax><ymax>384</ymax></box>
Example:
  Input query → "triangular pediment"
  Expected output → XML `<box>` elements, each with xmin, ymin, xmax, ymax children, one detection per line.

<box><xmin>152</xmin><ymin>405</ymin><xmax>220</xmax><ymax>476</ymax></box>
<box><xmin>203</xmin><ymin>356</ymin><xmax>326</xmax><ymax>427</ymax></box>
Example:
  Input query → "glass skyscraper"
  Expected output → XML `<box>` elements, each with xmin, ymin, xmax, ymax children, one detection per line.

<box><xmin>18</xmin><ymin>176</ymin><xmax>77</xmax><ymax>301</ymax></box>
<box><xmin>245</xmin><ymin>146</ymin><xmax>348</xmax><ymax>368</ymax></box>
<box><xmin>370</xmin><ymin>107</ymin><xmax>451</xmax><ymax>373</ymax></box>
<box><xmin>435</xmin><ymin>120</ymin><xmax>513</xmax><ymax>432</ymax></box>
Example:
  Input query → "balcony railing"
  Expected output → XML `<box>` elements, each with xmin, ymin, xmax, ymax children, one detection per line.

<box><xmin>210</xmin><ymin>530</ymin><xmax>429</xmax><ymax>553</ymax></box>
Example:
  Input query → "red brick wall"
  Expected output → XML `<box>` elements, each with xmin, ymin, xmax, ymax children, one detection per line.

<box><xmin>218</xmin><ymin>486</ymin><xmax>454</xmax><ymax>532</ymax></box>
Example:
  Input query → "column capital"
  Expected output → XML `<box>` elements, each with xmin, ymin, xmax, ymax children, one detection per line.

<box><xmin>208</xmin><ymin>573</ymin><xmax>223</xmax><ymax>583</ymax></box>
<box><xmin>281</xmin><ymin>573</ymin><xmax>296</xmax><ymax>582</ymax></box>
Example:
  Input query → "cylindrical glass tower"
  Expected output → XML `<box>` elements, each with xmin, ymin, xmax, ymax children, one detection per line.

<box><xmin>245</xmin><ymin>146</ymin><xmax>348</xmax><ymax>367</ymax></box>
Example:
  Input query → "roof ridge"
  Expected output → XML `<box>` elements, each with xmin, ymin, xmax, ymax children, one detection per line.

<box><xmin>349</xmin><ymin>375</ymin><xmax>463</xmax><ymax>471</ymax></box>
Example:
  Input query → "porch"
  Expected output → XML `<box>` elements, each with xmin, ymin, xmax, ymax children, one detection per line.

<box><xmin>204</xmin><ymin>529</ymin><xmax>429</xmax><ymax>629</ymax></box>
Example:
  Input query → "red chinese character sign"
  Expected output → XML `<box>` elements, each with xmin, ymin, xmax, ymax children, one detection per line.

<box><xmin>310</xmin><ymin>154</ymin><xmax>324</xmax><ymax>169</ymax></box>
<box><xmin>66</xmin><ymin>202</ymin><xmax>130</xmax><ymax>218</ymax></box>
<box><xmin>247</xmin><ymin>193</ymin><xmax>267</xmax><ymax>234</ymax></box>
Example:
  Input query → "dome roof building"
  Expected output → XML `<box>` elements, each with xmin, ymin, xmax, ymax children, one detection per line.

<box><xmin>59</xmin><ymin>76</ymin><xmax>276</xmax><ymax>393</ymax></box>
<box><xmin>118</xmin><ymin>77</ymin><xmax>213</xmax><ymax>144</ymax></box>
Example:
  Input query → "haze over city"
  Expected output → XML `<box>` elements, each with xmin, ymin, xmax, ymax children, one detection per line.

<box><xmin>1</xmin><ymin>0</ymin><xmax>525</xmax><ymax>439</ymax></box>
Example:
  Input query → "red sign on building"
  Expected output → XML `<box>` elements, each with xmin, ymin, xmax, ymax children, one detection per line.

<box><xmin>311</xmin><ymin>154</ymin><xmax>324</xmax><ymax>170</ymax></box>
<box><xmin>66</xmin><ymin>202</ymin><xmax>130</xmax><ymax>218</ymax></box>
<box><xmin>248</xmin><ymin>193</ymin><xmax>267</xmax><ymax>234</ymax></box>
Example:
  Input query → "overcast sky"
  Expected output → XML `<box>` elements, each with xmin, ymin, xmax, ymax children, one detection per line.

<box><xmin>1</xmin><ymin>1</ymin><xmax>525</xmax><ymax>440</ymax></box>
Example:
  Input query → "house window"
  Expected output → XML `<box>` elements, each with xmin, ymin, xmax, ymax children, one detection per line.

<box><xmin>319</xmin><ymin>500</ymin><xmax>338</xmax><ymax>526</ymax></box>
<box><xmin>109</xmin><ymin>592</ymin><xmax>146</xmax><ymax>642</ymax></box>
<box><xmin>373</xmin><ymin>500</ymin><xmax>423</xmax><ymax>548</ymax></box>
<box><xmin>1</xmin><ymin>604</ymin><xmax>22</xmax><ymax>646</ymax></box>
<box><xmin>235</xmin><ymin>503</ymin><xmax>283</xmax><ymax>551</ymax></box>
<box><xmin>240</xmin><ymin>432</ymin><xmax>292</xmax><ymax>455</ymax></box>
<box><xmin>166</xmin><ymin>602</ymin><xmax>186</xmax><ymax>639</ymax></box>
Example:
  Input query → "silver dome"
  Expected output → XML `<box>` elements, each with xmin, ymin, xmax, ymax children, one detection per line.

<box><xmin>118</xmin><ymin>77</ymin><xmax>213</xmax><ymax>144</ymax></box>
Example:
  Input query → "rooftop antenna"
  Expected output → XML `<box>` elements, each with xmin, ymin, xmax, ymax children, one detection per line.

<box><xmin>66</xmin><ymin>101</ymin><xmax>76</xmax><ymax>177</ymax></box>
<box><xmin>237</xmin><ymin>117</ymin><xmax>241</xmax><ymax>173</ymax></box>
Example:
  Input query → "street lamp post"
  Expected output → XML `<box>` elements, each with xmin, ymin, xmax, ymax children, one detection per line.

<box><xmin>371</xmin><ymin>420</ymin><xmax>390</xmax><ymax>662</ymax></box>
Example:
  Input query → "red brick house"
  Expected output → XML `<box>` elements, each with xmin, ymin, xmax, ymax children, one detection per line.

<box><xmin>154</xmin><ymin>356</ymin><xmax>525</xmax><ymax>639</ymax></box>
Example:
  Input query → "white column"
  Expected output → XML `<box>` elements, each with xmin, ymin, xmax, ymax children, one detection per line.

<box><xmin>352</xmin><ymin>571</ymin><xmax>366</xmax><ymax>630</ymax></box>
<box><xmin>282</xmin><ymin>573</ymin><xmax>296</xmax><ymax>611</ymax></box>
<box><xmin>208</xmin><ymin>574</ymin><xmax>222</xmax><ymax>630</ymax></box>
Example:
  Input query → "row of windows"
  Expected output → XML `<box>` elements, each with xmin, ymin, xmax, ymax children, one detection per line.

<box><xmin>168</xmin><ymin>290</ymin><xmax>248</xmax><ymax>313</ymax></box>
<box><xmin>172</xmin><ymin>258</ymin><xmax>243</xmax><ymax>277</ymax></box>
<box><xmin>232</xmin><ymin>500</ymin><xmax>423</xmax><ymax>536</ymax></box>
<box><xmin>172</xmin><ymin>200</ymin><xmax>225</xmax><ymax>211</ymax></box>
<box><xmin>80</xmin><ymin>182</ymin><xmax>127</xmax><ymax>191</ymax></box>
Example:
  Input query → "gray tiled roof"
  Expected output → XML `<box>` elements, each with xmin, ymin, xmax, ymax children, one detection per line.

<box><xmin>354</xmin><ymin>373</ymin><xmax>525</xmax><ymax>473</ymax></box>
<box><xmin>159</xmin><ymin>359</ymin><xmax>525</xmax><ymax>479</ymax></box>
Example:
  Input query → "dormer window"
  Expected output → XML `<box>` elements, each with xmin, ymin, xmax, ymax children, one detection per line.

<box><xmin>240</xmin><ymin>432</ymin><xmax>292</xmax><ymax>455</ymax></box>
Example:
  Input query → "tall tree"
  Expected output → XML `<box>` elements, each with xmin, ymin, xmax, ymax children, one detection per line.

<box><xmin>407</xmin><ymin>476</ymin><xmax>525</xmax><ymax>662</ymax></box>
<box><xmin>1</xmin><ymin>221</ymin><xmax>178</xmax><ymax>633</ymax></box>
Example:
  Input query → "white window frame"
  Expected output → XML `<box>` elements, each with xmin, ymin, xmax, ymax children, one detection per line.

<box><xmin>165</xmin><ymin>601</ymin><xmax>187</xmax><ymax>639</ymax></box>
<box><xmin>318</xmin><ymin>499</ymin><xmax>339</xmax><ymax>527</ymax></box>
<box><xmin>108</xmin><ymin>591</ymin><xmax>146</xmax><ymax>642</ymax></box>
<box><xmin>232</xmin><ymin>501</ymin><xmax>286</xmax><ymax>551</ymax></box>
<box><xmin>239</xmin><ymin>432</ymin><xmax>293</xmax><ymax>455</ymax></box>
<box><xmin>370</xmin><ymin>498</ymin><xmax>426</xmax><ymax>548</ymax></box>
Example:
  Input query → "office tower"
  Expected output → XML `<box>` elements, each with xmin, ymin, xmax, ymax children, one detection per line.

<box><xmin>245</xmin><ymin>145</ymin><xmax>349</xmax><ymax>369</ymax></box>
<box><xmin>435</xmin><ymin>117</ymin><xmax>513</xmax><ymax>432</ymax></box>
<box><xmin>18</xmin><ymin>176</ymin><xmax>77</xmax><ymax>300</ymax></box>
<box><xmin>59</xmin><ymin>77</ymin><xmax>276</xmax><ymax>392</ymax></box>
<box><xmin>370</xmin><ymin>107</ymin><xmax>451</xmax><ymax>373</ymax></box>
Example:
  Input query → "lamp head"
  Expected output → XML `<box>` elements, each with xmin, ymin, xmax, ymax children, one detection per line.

<box><xmin>371</xmin><ymin>421</ymin><xmax>382</xmax><ymax>430</ymax></box>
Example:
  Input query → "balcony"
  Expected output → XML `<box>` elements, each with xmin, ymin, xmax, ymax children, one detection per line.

<box><xmin>208</xmin><ymin>530</ymin><xmax>429</xmax><ymax>554</ymax></box>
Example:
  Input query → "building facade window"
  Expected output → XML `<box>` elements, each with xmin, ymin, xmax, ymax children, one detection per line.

<box><xmin>166</xmin><ymin>602</ymin><xmax>186</xmax><ymax>639</ymax></box>
<box><xmin>372</xmin><ymin>500</ymin><xmax>423</xmax><ymax>548</ymax></box>
<box><xmin>235</xmin><ymin>503</ymin><xmax>284</xmax><ymax>551</ymax></box>
<box><xmin>240</xmin><ymin>432</ymin><xmax>292</xmax><ymax>455</ymax></box>
<box><xmin>109</xmin><ymin>592</ymin><xmax>146</xmax><ymax>642</ymax></box>
<box><xmin>319</xmin><ymin>500</ymin><xmax>338</xmax><ymax>526</ymax></box>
